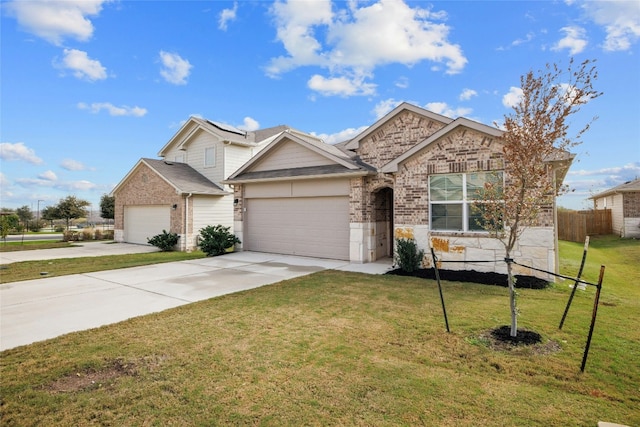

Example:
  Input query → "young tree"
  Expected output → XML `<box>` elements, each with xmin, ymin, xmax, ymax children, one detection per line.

<box><xmin>0</xmin><ymin>213</ymin><xmax>19</xmax><ymax>241</ymax></box>
<box><xmin>100</xmin><ymin>194</ymin><xmax>115</xmax><ymax>220</ymax></box>
<box><xmin>476</xmin><ymin>58</ymin><xmax>602</xmax><ymax>337</ymax></box>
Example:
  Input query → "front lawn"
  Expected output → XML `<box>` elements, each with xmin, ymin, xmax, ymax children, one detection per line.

<box><xmin>1</xmin><ymin>236</ymin><xmax>638</xmax><ymax>426</ymax></box>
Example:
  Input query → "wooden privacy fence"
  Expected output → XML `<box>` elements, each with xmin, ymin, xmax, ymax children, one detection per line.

<box><xmin>557</xmin><ymin>209</ymin><xmax>612</xmax><ymax>242</ymax></box>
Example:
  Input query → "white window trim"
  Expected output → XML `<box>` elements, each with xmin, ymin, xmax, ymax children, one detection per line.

<box><xmin>204</xmin><ymin>146</ymin><xmax>216</xmax><ymax>168</ymax></box>
<box><xmin>429</xmin><ymin>172</ymin><xmax>504</xmax><ymax>232</ymax></box>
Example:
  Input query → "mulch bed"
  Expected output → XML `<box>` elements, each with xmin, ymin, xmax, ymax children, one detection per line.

<box><xmin>387</xmin><ymin>268</ymin><xmax>549</xmax><ymax>289</ymax></box>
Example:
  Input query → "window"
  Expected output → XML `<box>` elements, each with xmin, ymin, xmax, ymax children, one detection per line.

<box><xmin>204</xmin><ymin>147</ymin><xmax>215</xmax><ymax>167</ymax></box>
<box><xmin>429</xmin><ymin>172</ymin><xmax>504</xmax><ymax>232</ymax></box>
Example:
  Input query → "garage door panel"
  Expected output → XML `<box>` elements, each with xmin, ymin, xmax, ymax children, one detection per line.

<box><xmin>246</xmin><ymin>197</ymin><xmax>349</xmax><ymax>260</ymax></box>
<box><xmin>124</xmin><ymin>205</ymin><xmax>170</xmax><ymax>245</ymax></box>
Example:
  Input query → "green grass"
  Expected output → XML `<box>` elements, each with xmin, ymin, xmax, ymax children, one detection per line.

<box><xmin>1</xmin><ymin>236</ymin><xmax>638</xmax><ymax>426</ymax></box>
<box><xmin>0</xmin><ymin>240</ymin><xmax>72</xmax><ymax>251</ymax></box>
<box><xmin>0</xmin><ymin>251</ymin><xmax>207</xmax><ymax>284</ymax></box>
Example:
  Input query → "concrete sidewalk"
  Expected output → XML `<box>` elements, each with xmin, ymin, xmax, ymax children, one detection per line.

<box><xmin>1</xmin><ymin>246</ymin><xmax>392</xmax><ymax>351</ymax></box>
<box><xmin>0</xmin><ymin>241</ymin><xmax>158</xmax><ymax>264</ymax></box>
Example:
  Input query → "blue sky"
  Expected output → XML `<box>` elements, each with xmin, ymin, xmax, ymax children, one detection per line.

<box><xmin>1</xmin><ymin>0</ymin><xmax>639</xmax><ymax>214</ymax></box>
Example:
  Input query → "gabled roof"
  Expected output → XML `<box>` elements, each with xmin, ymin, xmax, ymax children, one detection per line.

<box><xmin>157</xmin><ymin>117</ymin><xmax>296</xmax><ymax>157</ymax></box>
<box><xmin>111</xmin><ymin>158</ymin><xmax>228</xmax><ymax>196</ymax></box>
<box><xmin>380</xmin><ymin>117</ymin><xmax>503</xmax><ymax>173</ymax></box>
<box><xmin>224</xmin><ymin>131</ymin><xmax>372</xmax><ymax>184</ymax></box>
<box><xmin>590</xmin><ymin>178</ymin><xmax>640</xmax><ymax>199</ymax></box>
<box><xmin>342</xmin><ymin>102</ymin><xmax>453</xmax><ymax>151</ymax></box>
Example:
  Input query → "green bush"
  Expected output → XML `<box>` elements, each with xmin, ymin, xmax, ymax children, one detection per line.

<box><xmin>395</xmin><ymin>238</ymin><xmax>425</xmax><ymax>274</ymax></box>
<box><xmin>199</xmin><ymin>225</ymin><xmax>241</xmax><ymax>256</ymax></box>
<box><xmin>147</xmin><ymin>230</ymin><xmax>179</xmax><ymax>251</ymax></box>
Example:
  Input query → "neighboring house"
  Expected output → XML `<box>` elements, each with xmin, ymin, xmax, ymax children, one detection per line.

<box><xmin>111</xmin><ymin>117</ymin><xmax>292</xmax><ymax>250</ymax></box>
<box><xmin>225</xmin><ymin>102</ymin><xmax>573</xmax><ymax>279</ymax></box>
<box><xmin>590</xmin><ymin>178</ymin><xmax>640</xmax><ymax>238</ymax></box>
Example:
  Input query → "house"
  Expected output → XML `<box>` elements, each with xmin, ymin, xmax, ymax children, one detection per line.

<box><xmin>590</xmin><ymin>178</ymin><xmax>640</xmax><ymax>238</ymax></box>
<box><xmin>225</xmin><ymin>102</ymin><xmax>573</xmax><ymax>279</ymax></box>
<box><xmin>111</xmin><ymin>117</ymin><xmax>295</xmax><ymax>250</ymax></box>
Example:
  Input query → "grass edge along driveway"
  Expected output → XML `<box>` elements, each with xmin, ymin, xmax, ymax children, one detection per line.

<box><xmin>1</xmin><ymin>236</ymin><xmax>638</xmax><ymax>426</ymax></box>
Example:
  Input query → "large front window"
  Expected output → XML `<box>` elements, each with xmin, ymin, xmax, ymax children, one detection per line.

<box><xmin>429</xmin><ymin>172</ymin><xmax>504</xmax><ymax>231</ymax></box>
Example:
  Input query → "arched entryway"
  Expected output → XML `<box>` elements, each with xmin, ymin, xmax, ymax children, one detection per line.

<box><xmin>373</xmin><ymin>187</ymin><xmax>394</xmax><ymax>260</ymax></box>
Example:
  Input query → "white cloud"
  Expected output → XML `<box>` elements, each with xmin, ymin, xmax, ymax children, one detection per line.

<box><xmin>0</xmin><ymin>142</ymin><xmax>43</xmax><ymax>164</ymax></box>
<box><xmin>61</xmin><ymin>159</ymin><xmax>88</xmax><ymax>171</ymax></box>
<box><xmin>237</xmin><ymin>117</ymin><xmax>260</xmax><ymax>131</ymax></box>
<box><xmin>307</xmin><ymin>74</ymin><xmax>376</xmax><ymax>97</ymax></box>
<box><xmin>77</xmin><ymin>102</ymin><xmax>147</xmax><ymax>117</ymax></box>
<box><xmin>267</xmin><ymin>0</ymin><xmax>467</xmax><ymax>97</ymax></box>
<box><xmin>394</xmin><ymin>76</ymin><xmax>409</xmax><ymax>89</ymax></box>
<box><xmin>38</xmin><ymin>170</ymin><xmax>58</xmax><ymax>181</ymax></box>
<box><xmin>219</xmin><ymin>2</ymin><xmax>238</xmax><ymax>31</ymax></box>
<box><xmin>425</xmin><ymin>102</ymin><xmax>472</xmax><ymax>119</ymax></box>
<box><xmin>578</xmin><ymin>0</ymin><xmax>640</xmax><ymax>51</ymax></box>
<box><xmin>373</xmin><ymin>98</ymin><xmax>404</xmax><ymax>119</ymax></box>
<box><xmin>459</xmin><ymin>88</ymin><xmax>478</xmax><ymax>101</ymax></box>
<box><xmin>0</xmin><ymin>172</ymin><xmax>10</xmax><ymax>187</ymax></box>
<box><xmin>5</xmin><ymin>0</ymin><xmax>108</xmax><ymax>46</ymax></box>
<box><xmin>55</xmin><ymin>49</ymin><xmax>107</xmax><ymax>81</ymax></box>
<box><xmin>159</xmin><ymin>51</ymin><xmax>193</xmax><ymax>85</ymax></box>
<box><xmin>15</xmin><ymin>177</ymin><xmax>98</xmax><ymax>192</ymax></box>
<box><xmin>502</xmin><ymin>86</ymin><xmax>523</xmax><ymax>108</ymax></box>
<box><xmin>311</xmin><ymin>126</ymin><xmax>369</xmax><ymax>145</ymax></box>
<box><xmin>568</xmin><ymin>162</ymin><xmax>640</xmax><ymax>178</ymax></box>
<box><xmin>552</xmin><ymin>26</ymin><xmax>588</xmax><ymax>55</ymax></box>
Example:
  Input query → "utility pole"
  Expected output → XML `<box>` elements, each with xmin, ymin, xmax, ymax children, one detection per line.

<box><xmin>37</xmin><ymin>200</ymin><xmax>44</xmax><ymax>229</ymax></box>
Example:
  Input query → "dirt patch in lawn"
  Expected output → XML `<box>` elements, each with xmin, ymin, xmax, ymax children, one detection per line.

<box><xmin>387</xmin><ymin>268</ymin><xmax>549</xmax><ymax>289</ymax></box>
<box><xmin>44</xmin><ymin>355</ymin><xmax>168</xmax><ymax>393</ymax></box>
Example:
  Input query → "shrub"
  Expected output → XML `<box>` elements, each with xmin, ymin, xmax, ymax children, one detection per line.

<box><xmin>82</xmin><ymin>230</ymin><xmax>93</xmax><ymax>241</ymax></box>
<box><xmin>103</xmin><ymin>230</ymin><xmax>114</xmax><ymax>240</ymax></box>
<box><xmin>395</xmin><ymin>238</ymin><xmax>424</xmax><ymax>274</ymax></box>
<box><xmin>199</xmin><ymin>225</ymin><xmax>241</xmax><ymax>256</ymax></box>
<box><xmin>94</xmin><ymin>229</ymin><xmax>103</xmax><ymax>240</ymax></box>
<box><xmin>63</xmin><ymin>230</ymin><xmax>80</xmax><ymax>242</ymax></box>
<box><xmin>147</xmin><ymin>230</ymin><xmax>179</xmax><ymax>251</ymax></box>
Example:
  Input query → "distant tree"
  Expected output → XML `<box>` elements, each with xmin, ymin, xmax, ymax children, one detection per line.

<box><xmin>15</xmin><ymin>205</ymin><xmax>34</xmax><ymax>230</ymax></box>
<box><xmin>41</xmin><ymin>205</ymin><xmax>59</xmax><ymax>222</ymax></box>
<box><xmin>0</xmin><ymin>213</ymin><xmax>19</xmax><ymax>241</ymax></box>
<box><xmin>46</xmin><ymin>196</ymin><xmax>91</xmax><ymax>230</ymax></box>
<box><xmin>100</xmin><ymin>194</ymin><xmax>115</xmax><ymax>220</ymax></box>
<box><xmin>475</xmin><ymin>58</ymin><xmax>602</xmax><ymax>337</ymax></box>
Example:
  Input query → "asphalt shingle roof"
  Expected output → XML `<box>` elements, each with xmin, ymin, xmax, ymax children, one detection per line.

<box><xmin>142</xmin><ymin>158</ymin><xmax>227</xmax><ymax>195</ymax></box>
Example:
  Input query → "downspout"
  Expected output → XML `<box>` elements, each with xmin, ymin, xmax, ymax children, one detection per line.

<box><xmin>185</xmin><ymin>193</ymin><xmax>193</xmax><ymax>251</ymax></box>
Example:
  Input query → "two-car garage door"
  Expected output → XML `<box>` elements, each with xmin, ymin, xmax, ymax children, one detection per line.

<box><xmin>243</xmin><ymin>180</ymin><xmax>350</xmax><ymax>260</ymax></box>
<box><xmin>124</xmin><ymin>205</ymin><xmax>170</xmax><ymax>245</ymax></box>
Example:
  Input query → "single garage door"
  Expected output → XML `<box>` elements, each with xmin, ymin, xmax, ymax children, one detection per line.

<box><xmin>245</xmin><ymin>196</ymin><xmax>349</xmax><ymax>260</ymax></box>
<box><xmin>124</xmin><ymin>205</ymin><xmax>170</xmax><ymax>245</ymax></box>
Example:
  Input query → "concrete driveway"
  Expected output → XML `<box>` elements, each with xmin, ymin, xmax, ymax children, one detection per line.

<box><xmin>1</xmin><ymin>243</ymin><xmax>392</xmax><ymax>351</ymax></box>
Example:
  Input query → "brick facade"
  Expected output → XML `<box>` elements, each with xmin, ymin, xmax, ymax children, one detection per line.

<box><xmin>357</xmin><ymin>110</ymin><xmax>447</xmax><ymax>168</ymax></box>
<box><xmin>113</xmin><ymin>163</ymin><xmax>185</xmax><ymax>246</ymax></box>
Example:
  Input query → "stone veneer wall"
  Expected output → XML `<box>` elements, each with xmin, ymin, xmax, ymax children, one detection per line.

<box><xmin>113</xmin><ymin>163</ymin><xmax>184</xmax><ymax>248</ymax></box>
<box><xmin>394</xmin><ymin>224</ymin><xmax>556</xmax><ymax>280</ymax></box>
<box><xmin>233</xmin><ymin>184</ymin><xmax>245</xmax><ymax>250</ymax></box>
